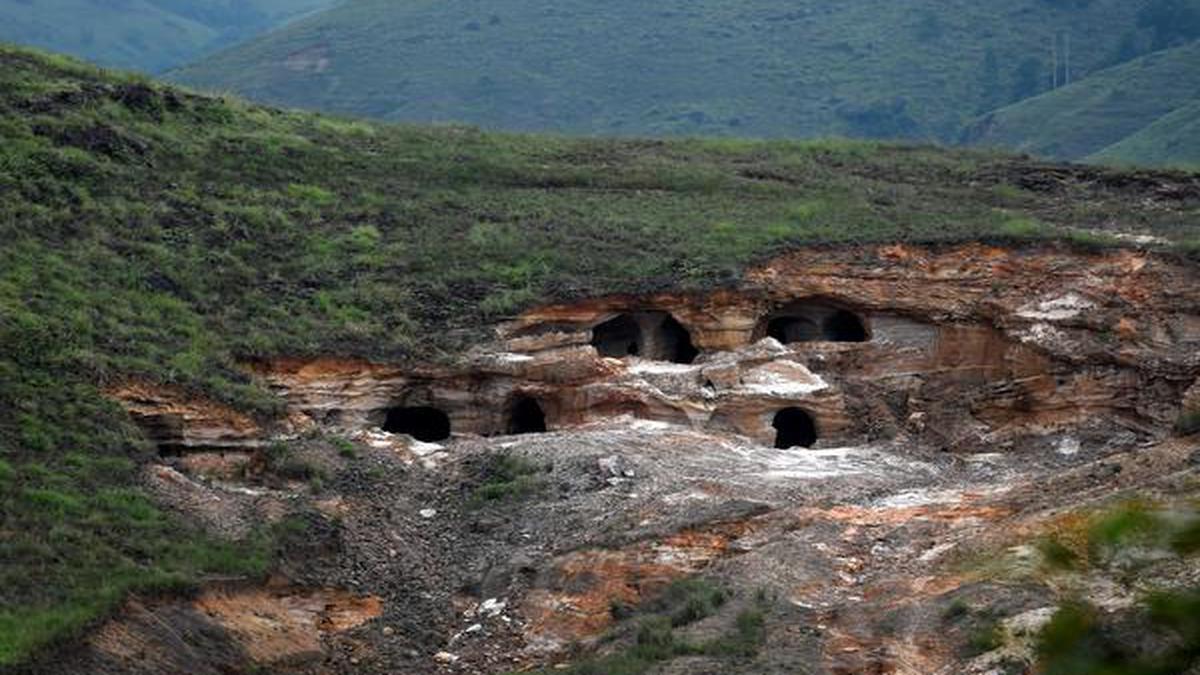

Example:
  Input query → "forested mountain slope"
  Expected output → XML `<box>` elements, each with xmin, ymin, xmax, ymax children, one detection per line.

<box><xmin>964</xmin><ymin>40</ymin><xmax>1200</xmax><ymax>165</ymax></box>
<box><xmin>0</xmin><ymin>0</ymin><xmax>338</xmax><ymax>72</ymax></box>
<box><xmin>1090</xmin><ymin>99</ymin><xmax>1200</xmax><ymax>168</ymax></box>
<box><xmin>171</xmin><ymin>0</ymin><xmax>1149</xmax><ymax>140</ymax></box>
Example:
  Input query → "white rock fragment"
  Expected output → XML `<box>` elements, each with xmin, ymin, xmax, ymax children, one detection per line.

<box><xmin>1017</xmin><ymin>292</ymin><xmax>1096</xmax><ymax>321</ymax></box>
<box><xmin>419</xmin><ymin>508</ymin><xmax>437</xmax><ymax>519</ymax></box>
<box><xmin>433</xmin><ymin>651</ymin><xmax>459</xmax><ymax>663</ymax></box>
<box><xmin>479</xmin><ymin>598</ymin><xmax>507</xmax><ymax>617</ymax></box>
<box><xmin>1056</xmin><ymin>437</ymin><xmax>1081</xmax><ymax>456</ymax></box>
<box><xmin>740</xmin><ymin>360</ymin><xmax>829</xmax><ymax>397</ymax></box>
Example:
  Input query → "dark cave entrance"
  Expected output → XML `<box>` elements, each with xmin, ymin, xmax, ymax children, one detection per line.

<box><xmin>508</xmin><ymin>396</ymin><xmax>547</xmax><ymax>435</ymax></box>
<box><xmin>767</xmin><ymin>316</ymin><xmax>820</xmax><ymax>343</ymax></box>
<box><xmin>759</xmin><ymin>302</ymin><xmax>869</xmax><ymax>344</ymax></box>
<box><xmin>590</xmin><ymin>311</ymin><xmax>698</xmax><ymax>364</ymax></box>
<box><xmin>773</xmin><ymin>407</ymin><xmax>818</xmax><ymax>449</ymax></box>
<box><xmin>382</xmin><ymin>406</ymin><xmax>451</xmax><ymax>442</ymax></box>
<box><xmin>592</xmin><ymin>314</ymin><xmax>642</xmax><ymax>357</ymax></box>
<box><xmin>823</xmin><ymin>310</ymin><xmax>868</xmax><ymax>343</ymax></box>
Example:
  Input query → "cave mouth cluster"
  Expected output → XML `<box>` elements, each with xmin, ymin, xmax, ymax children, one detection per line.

<box><xmin>371</xmin><ymin>301</ymin><xmax>871</xmax><ymax>449</ymax></box>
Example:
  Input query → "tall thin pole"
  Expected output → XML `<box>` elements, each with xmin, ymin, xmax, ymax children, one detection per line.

<box><xmin>1051</xmin><ymin>34</ymin><xmax>1058</xmax><ymax>89</ymax></box>
<box><xmin>1064</xmin><ymin>32</ymin><xmax>1071</xmax><ymax>85</ymax></box>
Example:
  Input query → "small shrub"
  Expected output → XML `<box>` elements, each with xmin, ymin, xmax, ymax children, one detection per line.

<box><xmin>331</xmin><ymin>437</ymin><xmax>358</xmax><ymax>459</ymax></box>
<box><xmin>1037</xmin><ymin>537</ymin><xmax>1081</xmax><ymax>571</ymax></box>
<box><xmin>966</xmin><ymin>616</ymin><xmax>1005</xmax><ymax>656</ymax></box>
<box><xmin>285</xmin><ymin>183</ymin><xmax>335</xmax><ymax>206</ymax></box>
<box><xmin>999</xmin><ymin>216</ymin><xmax>1052</xmax><ymax>239</ymax></box>
<box><xmin>1176</xmin><ymin>409</ymin><xmax>1200</xmax><ymax>436</ymax></box>
<box><xmin>942</xmin><ymin>599</ymin><xmax>971</xmax><ymax>622</ymax></box>
<box><xmin>469</xmin><ymin>452</ymin><xmax>547</xmax><ymax>505</ymax></box>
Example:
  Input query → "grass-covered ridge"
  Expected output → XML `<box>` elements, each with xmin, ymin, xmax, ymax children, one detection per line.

<box><xmin>965</xmin><ymin>40</ymin><xmax>1200</xmax><ymax>165</ymax></box>
<box><xmin>0</xmin><ymin>44</ymin><xmax>1198</xmax><ymax>666</ymax></box>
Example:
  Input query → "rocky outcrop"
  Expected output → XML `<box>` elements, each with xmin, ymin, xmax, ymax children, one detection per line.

<box><xmin>55</xmin><ymin>584</ymin><xmax>382</xmax><ymax>674</ymax></box>
<box><xmin>106</xmin><ymin>380</ymin><xmax>267</xmax><ymax>452</ymax></box>
<box><xmin>216</xmin><ymin>244</ymin><xmax>1199</xmax><ymax>458</ymax></box>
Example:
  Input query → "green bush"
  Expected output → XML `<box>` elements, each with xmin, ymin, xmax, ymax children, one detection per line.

<box><xmin>1176</xmin><ymin>409</ymin><xmax>1200</xmax><ymax>436</ymax></box>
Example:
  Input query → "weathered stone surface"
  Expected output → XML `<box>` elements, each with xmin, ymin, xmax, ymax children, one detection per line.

<box><xmin>105</xmin><ymin>380</ymin><xmax>266</xmax><ymax>451</ymax></box>
<box><xmin>82</xmin><ymin>244</ymin><xmax>1200</xmax><ymax>675</ymax></box>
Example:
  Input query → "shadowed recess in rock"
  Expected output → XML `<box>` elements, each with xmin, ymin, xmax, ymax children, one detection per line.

<box><xmin>382</xmin><ymin>406</ymin><xmax>451</xmax><ymax>442</ymax></box>
<box><xmin>760</xmin><ymin>301</ymin><xmax>869</xmax><ymax>344</ymax></box>
<box><xmin>508</xmin><ymin>396</ymin><xmax>547</xmax><ymax>435</ymax></box>
<box><xmin>590</xmin><ymin>311</ymin><xmax>698</xmax><ymax>364</ymax></box>
<box><xmin>773</xmin><ymin>407</ymin><xmax>818</xmax><ymax>449</ymax></box>
<box><xmin>825</xmin><ymin>309</ymin><xmax>869</xmax><ymax>342</ymax></box>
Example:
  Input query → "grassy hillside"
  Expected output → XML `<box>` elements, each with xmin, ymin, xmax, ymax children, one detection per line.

<box><xmin>1089</xmin><ymin>99</ymin><xmax>1200</xmax><ymax>168</ymax></box>
<box><xmin>1</xmin><ymin>44</ymin><xmax>1198</xmax><ymax>666</ymax></box>
<box><xmin>171</xmin><ymin>0</ymin><xmax>1148</xmax><ymax>140</ymax></box>
<box><xmin>0</xmin><ymin>0</ymin><xmax>338</xmax><ymax>72</ymax></box>
<box><xmin>964</xmin><ymin>40</ymin><xmax>1200</xmax><ymax>162</ymax></box>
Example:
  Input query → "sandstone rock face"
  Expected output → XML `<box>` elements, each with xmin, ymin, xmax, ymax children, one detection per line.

<box><xmin>57</xmin><ymin>585</ymin><xmax>381</xmax><ymax>674</ymax></box>
<box><xmin>190</xmin><ymin>244</ymin><xmax>1196</xmax><ymax>457</ymax></box>
<box><xmin>106</xmin><ymin>380</ymin><xmax>266</xmax><ymax>451</ymax></box>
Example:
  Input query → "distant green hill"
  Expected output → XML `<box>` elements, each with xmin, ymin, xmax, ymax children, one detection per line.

<box><xmin>964</xmin><ymin>41</ymin><xmax>1200</xmax><ymax>164</ymax></box>
<box><xmin>171</xmin><ymin>0</ymin><xmax>1148</xmax><ymax>140</ymax></box>
<box><xmin>1089</xmin><ymin>99</ymin><xmax>1200</xmax><ymax>168</ymax></box>
<box><xmin>0</xmin><ymin>0</ymin><xmax>338</xmax><ymax>72</ymax></box>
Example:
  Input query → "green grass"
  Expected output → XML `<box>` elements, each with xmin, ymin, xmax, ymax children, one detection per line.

<box><xmin>1176</xmin><ymin>409</ymin><xmax>1200</xmax><ymax>436</ymax></box>
<box><xmin>530</xmin><ymin>579</ymin><xmax>769</xmax><ymax>675</ymax></box>
<box><xmin>0</xmin><ymin>44</ymin><xmax>1197</xmax><ymax>667</ymax></box>
<box><xmin>171</xmin><ymin>0</ymin><xmax>1147</xmax><ymax>142</ymax></box>
<box><xmin>469</xmin><ymin>453</ymin><xmax>548</xmax><ymax>505</ymax></box>
<box><xmin>1030</xmin><ymin>502</ymin><xmax>1200</xmax><ymax>674</ymax></box>
<box><xmin>966</xmin><ymin>40</ymin><xmax>1200</xmax><ymax>163</ymax></box>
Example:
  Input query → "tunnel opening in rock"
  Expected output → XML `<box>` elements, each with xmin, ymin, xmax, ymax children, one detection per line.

<box><xmin>767</xmin><ymin>316</ymin><xmax>820</xmax><ymax>343</ymax></box>
<box><xmin>759</xmin><ymin>301</ymin><xmax>869</xmax><ymax>344</ymax></box>
<box><xmin>590</xmin><ymin>311</ymin><xmax>698</xmax><ymax>363</ymax></box>
<box><xmin>824</xmin><ymin>310</ymin><xmax>868</xmax><ymax>342</ymax></box>
<box><xmin>508</xmin><ymin>396</ymin><xmax>547</xmax><ymax>435</ymax></box>
<box><xmin>591</xmin><ymin>314</ymin><xmax>642</xmax><ymax>357</ymax></box>
<box><xmin>660</xmin><ymin>315</ymin><xmax>700</xmax><ymax>364</ymax></box>
<box><xmin>773</xmin><ymin>407</ymin><xmax>817</xmax><ymax>449</ymax></box>
<box><xmin>382</xmin><ymin>406</ymin><xmax>451</xmax><ymax>442</ymax></box>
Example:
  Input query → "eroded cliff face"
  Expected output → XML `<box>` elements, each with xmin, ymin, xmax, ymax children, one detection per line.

<box><xmin>83</xmin><ymin>244</ymin><xmax>1200</xmax><ymax>675</ymax></box>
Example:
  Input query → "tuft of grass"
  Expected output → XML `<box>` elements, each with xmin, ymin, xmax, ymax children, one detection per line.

<box><xmin>531</xmin><ymin>581</ymin><xmax>770</xmax><ymax>675</ymax></box>
<box><xmin>331</xmin><ymin>436</ymin><xmax>358</xmax><ymax>459</ymax></box>
<box><xmin>1037</xmin><ymin>537</ymin><xmax>1082</xmax><ymax>571</ymax></box>
<box><xmin>998</xmin><ymin>216</ymin><xmax>1054</xmax><ymax>240</ymax></box>
<box><xmin>965</xmin><ymin>615</ymin><xmax>1005</xmax><ymax>657</ymax></box>
<box><xmin>1176</xmin><ymin>409</ymin><xmax>1200</xmax><ymax>436</ymax></box>
<box><xmin>469</xmin><ymin>453</ymin><xmax>548</xmax><ymax>506</ymax></box>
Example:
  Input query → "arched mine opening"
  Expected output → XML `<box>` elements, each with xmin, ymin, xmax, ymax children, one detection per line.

<box><xmin>758</xmin><ymin>301</ymin><xmax>869</xmax><ymax>344</ymax></box>
<box><xmin>824</xmin><ymin>309</ymin><xmax>868</xmax><ymax>342</ymax></box>
<box><xmin>767</xmin><ymin>316</ymin><xmax>820</xmax><ymax>343</ymax></box>
<box><xmin>592</xmin><ymin>314</ymin><xmax>642</xmax><ymax>357</ymax></box>
<box><xmin>773</xmin><ymin>407</ymin><xmax>817</xmax><ymax>449</ymax></box>
<box><xmin>382</xmin><ymin>406</ymin><xmax>451</xmax><ymax>442</ymax></box>
<box><xmin>590</xmin><ymin>311</ymin><xmax>698</xmax><ymax>364</ymax></box>
<box><xmin>508</xmin><ymin>396</ymin><xmax>547</xmax><ymax>435</ymax></box>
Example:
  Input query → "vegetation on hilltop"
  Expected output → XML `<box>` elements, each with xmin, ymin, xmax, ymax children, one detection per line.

<box><xmin>0</xmin><ymin>0</ymin><xmax>337</xmax><ymax>72</ymax></box>
<box><xmin>170</xmin><ymin>0</ymin><xmax>1150</xmax><ymax>141</ymax></box>
<box><xmin>964</xmin><ymin>40</ymin><xmax>1200</xmax><ymax>164</ymax></box>
<box><xmin>1090</xmin><ymin>100</ymin><xmax>1200</xmax><ymax>169</ymax></box>
<box><xmin>0</xmin><ymin>45</ymin><xmax>1198</xmax><ymax>666</ymax></box>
